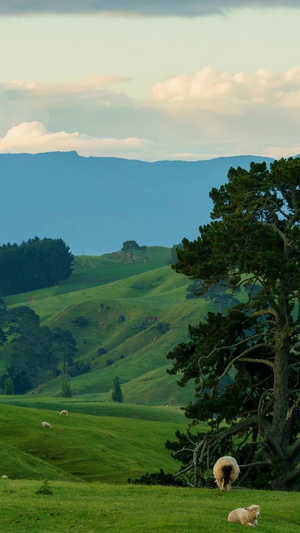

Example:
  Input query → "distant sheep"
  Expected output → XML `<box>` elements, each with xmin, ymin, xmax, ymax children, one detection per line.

<box><xmin>213</xmin><ymin>455</ymin><xmax>240</xmax><ymax>491</ymax></box>
<box><xmin>60</xmin><ymin>410</ymin><xmax>69</xmax><ymax>416</ymax></box>
<box><xmin>228</xmin><ymin>504</ymin><xmax>260</xmax><ymax>527</ymax></box>
<box><xmin>41</xmin><ymin>421</ymin><xmax>52</xmax><ymax>429</ymax></box>
<box><xmin>1</xmin><ymin>475</ymin><xmax>8</xmax><ymax>479</ymax></box>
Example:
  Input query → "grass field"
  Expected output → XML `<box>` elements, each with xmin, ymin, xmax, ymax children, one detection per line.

<box><xmin>0</xmin><ymin>402</ymin><xmax>193</xmax><ymax>483</ymax></box>
<box><xmin>0</xmin><ymin>480</ymin><xmax>298</xmax><ymax>532</ymax></box>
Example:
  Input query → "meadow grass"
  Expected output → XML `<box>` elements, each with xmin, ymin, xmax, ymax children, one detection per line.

<box><xmin>0</xmin><ymin>480</ymin><xmax>298</xmax><ymax>532</ymax></box>
<box><xmin>0</xmin><ymin>403</ymin><xmax>192</xmax><ymax>483</ymax></box>
<box><xmin>0</xmin><ymin>397</ymin><xmax>186</xmax><ymax>424</ymax></box>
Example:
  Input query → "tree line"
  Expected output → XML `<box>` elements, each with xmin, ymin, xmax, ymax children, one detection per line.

<box><xmin>0</xmin><ymin>237</ymin><xmax>73</xmax><ymax>296</ymax></box>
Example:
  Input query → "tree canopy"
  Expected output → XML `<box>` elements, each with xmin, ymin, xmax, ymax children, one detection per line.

<box><xmin>0</xmin><ymin>237</ymin><xmax>73</xmax><ymax>296</ymax></box>
<box><xmin>0</xmin><ymin>304</ymin><xmax>77</xmax><ymax>394</ymax></box>
<box><xmin>167</xmin><ymin>157</ymin><xmax>300</xmax><ymax>491</ymax></box>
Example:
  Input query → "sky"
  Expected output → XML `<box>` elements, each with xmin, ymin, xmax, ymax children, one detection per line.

<box><xmin>1</xmin><ymin>1</ymin><xmax>300</xmax><ymax>161</ymax></box>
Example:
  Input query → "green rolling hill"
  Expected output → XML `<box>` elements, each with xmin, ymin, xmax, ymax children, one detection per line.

<box><xmin>2</xmin><ymin>246</ymin><xmax>222</xmax><ymax>405</ymax></box>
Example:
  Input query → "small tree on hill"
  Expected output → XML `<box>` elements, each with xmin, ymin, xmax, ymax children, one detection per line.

<box><xmin>111</xmin><ymin>376</ymin><xmax>123</xmax><ymax>403</ymax></box>
<box><xmin>60</xmin><ymin>376</ymin><xmax>72</xmax><ymax>398</ymax></box>
<box><xmin>121</xmin><ymin>240</ymin><xmax>146</xmax><ymax>262</ymax></box>
<box><xmin>168</xmin><ymin>157</ymin><xmax>300</xmax><ymax>491</ymax></box>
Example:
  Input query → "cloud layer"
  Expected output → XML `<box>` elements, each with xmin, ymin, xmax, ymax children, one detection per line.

<box><xmin>0</xmin><ymin>122</ymin><xmax>151</xmax><ymax>159</ymax></box>
<box><xmin>0</xmin><ymin>1</ymin><xmax>299</xmax><ymax>17</ymax></box>
<box><xmin>1</xmin><ymin>66</ymin><xmax>300</xmax><ymax>161</ymax></box>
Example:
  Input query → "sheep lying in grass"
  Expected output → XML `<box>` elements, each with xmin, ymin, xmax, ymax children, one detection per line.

<box><xmin>60</xmin><ymin>410</ymin><xmax>69</xmax><ymax>416</ymax></box>
<box><xmin>1</xmin><ymin>475</ymin><xmax>8</xmax><ymax>479</ymax></box>
<box><xmin>228</xmin><ymin>505</ymin><xmax>260</xmax><ymax>527</ymax></box>
<box><xmin>213</xmin><ymin>456</ymin><xmax>240</xmax><ymax>491</ymax></box>
<box><xmin>41</xmin><ymin>421</ymin><xmax>51</xmax><ymax>429</ymax></box>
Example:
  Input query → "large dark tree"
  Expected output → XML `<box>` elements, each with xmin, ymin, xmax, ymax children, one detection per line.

<box><xmin>168</xmin><ymin>157</ymin><xmax>300</xmax><ymax>491</ymax></box>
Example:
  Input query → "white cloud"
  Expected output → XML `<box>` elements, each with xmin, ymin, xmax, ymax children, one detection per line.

<box><xmin>152</xmin><ymin>66</ymin><xmax>300</xmax><ymax>113</ymax></box>
<box><xmin>0</xmin><ymin>122</ymin><xmax>152</xmax><ymax>159</ymax></box>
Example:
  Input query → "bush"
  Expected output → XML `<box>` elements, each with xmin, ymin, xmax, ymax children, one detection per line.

<box><xmin>60</xmin><ymin>376</ymin><xmax>72</xmax><ymax>398</ymax></box>
<box><xmin>72</xmin><ymin>316</ymin><xmax>89</xmax><ymax>327</ymax></box>
<box><xmin>97</xmin><ymin>347</ymin><xmax>108</xmax><ymax>356</ymax></box>
<box><xmin>128</xmin><ymin>469</ymin><xmax>186</xmax><ymax>487</ymax></box>
<box><xmin>156</xmin><ymin>322</ymin><xmax>170</xmax><ymax>335</ymax></box>
<box><xmin>106</xmin><ymin>358</ymin><xmax>114</xmax><ymax>366</ymax></box>
<box><xmin>68</xmin><ymin>361</ymin><xmax>91</xmax><ymax>377</ymax></box>
<box><xmin>118</xmin><ymin>315</ymin><xmax>125</xmax><ymax>324</ymax></box>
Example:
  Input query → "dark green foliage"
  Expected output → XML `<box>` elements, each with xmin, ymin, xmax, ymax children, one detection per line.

<box><xmin>111</xmin><ymin>376</ymin><xmax>123</xmax><ymax>402</ymax></box>
<box><xmin>97</xmin><ymin>347</ymin><xmax>107</xmax><ymax>355</ymax></box>
<box><xmin>35</xmin><ymin>479</ymin><xmax>53</xmax><ymax>495</ymax></box>
<box><xmin>72</xmin><ymin>316</ymin><xmax>89</xmax><ymax>327</ymax></box>
<box><xmin>52</xmin><ymin>327</ymin><xmax>77</xmax><ymax>375</ymax></box>
<box><xmin>186</xmin><ymin>278</ymin><xmax>241</xmax><ymax>311</ymax></box>
<box><xmin>0</xmin><ymin>237</ymin><xmax>73</xmax><ymax>296</ymax></box>
<box><xmin>128</xmin><ymin>468</ymin><xmax>186</xmax><ymax>487</ymax></box>
<box><xmin>169</xmin><ymin>157</ymin><xmax>300</xmax><ymax>491</ymax></box>
<box><xmin>4</xmin><ymin>307</ymin><xmax>57</xmax><ymax>393</ymax></box>
<box><xmin>122</xmin><ymin>240</ymin><xmax>144</xmax><ymax>251</ymax></box>
<box><xmin>121</xmin><ymin>241</ymin><xmax>147</xmax><ymax>262</ymax></box>
<box><xmin>0</xmin><ymin>307</ymin><xmax>77</xmax><ymax>394</ymax></box>
<box><xmin>118</xmin><ymin>314</ymin><xmax>126</xmax><ymax>324</ymax></box>
<box><xmin>4</xmin><ymin>377</ymin><xmax>14</xmax><ymax>395</ymax></box>
<box><xmin>68</xmin><ymin>361</ymin><xmax>91</xmax><ymax>377</ymax></box>
<box><xmin>60</xmin><ymin>377</ymin><xmax>72</xmax><ymax>398</ymax></box>
<box><xmin>156</xmin><ymin>322</ymin><xmax>170</xmax><ymax>335</ymax></box>
<box><xmin>106</xmin><ymin>358</ymin><xmax>114</xmax><ymax>366</ymax></box>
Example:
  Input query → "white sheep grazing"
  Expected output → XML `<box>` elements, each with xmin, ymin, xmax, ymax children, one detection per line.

<box><xmin>41</xmin><ymin>421</ymin><xmax>52</xmax><ymax>429</ymax></box>
<box><xmin>60</xmin><ymin>410</ymin><xmax>69</xmax><ymax>416</ymax></box>
<box><xmin>228</xmin><ymin>504</ymin><xmax>260</xmax><ymax>527</ymax></box>
<box><xmin>213</xmin><ymin>455</ymin><xmax>240</xmax><ymax>491</ymax></box>
<box><xmin>1</xmin><ymin>475</ymin><xmax>8</xmax><ymax>479</ymax></box>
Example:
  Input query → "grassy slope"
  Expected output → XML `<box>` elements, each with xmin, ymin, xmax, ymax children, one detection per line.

<box><xmin>2</xmin><ymin>247</ymin><xmax>219</xmax><ymax>405</ymax></box>
<box><xmin>0</xmin><ymin>403</ymin><xmax>191</xmax><ymax>483</ymax></box>
<box><xmin>0</xmin><ymin>480</ymin><xmax>298</xmax><ymax>532</ymax></box>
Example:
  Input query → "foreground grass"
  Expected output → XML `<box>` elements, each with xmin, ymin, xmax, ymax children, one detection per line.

<box><xmin>0</xmin><ymin>480</ymin><xmax>298</xmax><ymax>532</ymax></box>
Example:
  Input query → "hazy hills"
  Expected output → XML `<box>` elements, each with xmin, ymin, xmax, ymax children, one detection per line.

<box><xmin>0</xmin><ymin>151</ymin><xmax>273</xmax><ymax>255</ymax></box>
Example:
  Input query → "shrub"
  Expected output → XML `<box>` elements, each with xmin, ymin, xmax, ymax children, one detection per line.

<box><xmin>35</xmin><ymin>479</ymin><xmax>53</xmax><ymax>495</ymax></box>
<box><xmin>106</xmin><ymin>358</ymin><xmax>114</xmax><ymax>366</ymax></box>
<box><xmin>128</xmin><ymin>469</ymin><xmax>186</xmax><ymax>487</ymax></box>
<box><xmin>68</xmin><ymin>361</ymin><xmax>91</xmax><ymax>377</ymax></box>
<box><xmin>60</xmin><ymin>376</ymin><xmax>72</xmax><ymax>397</ymax></box>
<box><xmin>72</xmin><ymin>316</ymin><xmax>89</xmax><ymax>327</ymax></box>
<box><xmin>97</xmin><ymin>347</ymin><xmax>108</xmax><ymax>356</ymax></box>
<box><xmin>118</xmin><ymin>315</ymin><xmax>125</xmax><ymax>324</ymax></box>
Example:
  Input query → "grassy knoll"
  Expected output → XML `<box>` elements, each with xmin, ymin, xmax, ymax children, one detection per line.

<box><xmin>0</xmin><ymin>404</ymin><xmax>191</xmax><ymax>483</ymax></box>
<box><xmin>0</xmin><ymin>480</ymin><xmax>298</xmax><ymax>532</ymax></box>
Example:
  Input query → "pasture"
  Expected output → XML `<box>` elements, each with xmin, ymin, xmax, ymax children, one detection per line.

<box><xmin>0</xmin><ymin>480</ymin><xmax>298</xmax><ymax>532</ymax></box>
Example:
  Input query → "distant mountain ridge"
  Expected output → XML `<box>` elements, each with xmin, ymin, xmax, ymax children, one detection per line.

<box><xmin>0</xmin><ymin>151</ymin><xmax>274</xmax><ymax>255</ymax></box>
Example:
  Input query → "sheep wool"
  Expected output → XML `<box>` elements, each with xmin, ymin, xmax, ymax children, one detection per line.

<box><xmin>228</xmin><ymin>504</ymin><xmax>260</xmax><ymax>527</ymax></box>
<box><xmin>41</xmin><ymin>421</ymin><xmax>52</xmax><ymax>429</ymax></box>
<box><xmin>213</xmin><ymin>455</ymin><xmax>240</xmax><ymax>491</ymax></box>
<box><xmin>60</xmin><ymin>410</ymin><xmax>69</xmax><ymax>416</ymax></box>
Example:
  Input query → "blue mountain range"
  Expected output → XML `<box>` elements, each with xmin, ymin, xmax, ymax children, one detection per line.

<box><xmin>0</xmin><ymin>151</ymin><xmax>274</xmax><ymax>255</ymax></box>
